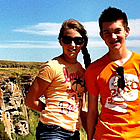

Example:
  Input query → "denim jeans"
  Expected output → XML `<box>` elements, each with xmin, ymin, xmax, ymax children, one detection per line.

<box><xmin>36</xmin><ymin>121</ymin><xmax>80</xmax><ymax>140</ymax></box>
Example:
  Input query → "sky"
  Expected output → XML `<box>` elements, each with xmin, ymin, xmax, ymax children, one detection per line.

<box><xmin>0</xmin><ymin>0</ymin><xmax>140</xmax><ymax>62</ymax></box>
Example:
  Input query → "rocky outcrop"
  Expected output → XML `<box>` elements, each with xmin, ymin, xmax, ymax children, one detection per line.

<box><xmin>0</xmin><ymin>75</ymin><xmax>34</xmax><ymax>139</ymax></box>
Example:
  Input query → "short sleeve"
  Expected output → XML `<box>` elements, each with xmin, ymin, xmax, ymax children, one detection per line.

<box><xmin>37</xmin><ymin>61</ymin><xmax>56</xmax><ymax>83</ymax></box>
<box><xmin>85</xmin><ymin>65</ymin><xmax>99</xmax><ymax>96</ymax></box>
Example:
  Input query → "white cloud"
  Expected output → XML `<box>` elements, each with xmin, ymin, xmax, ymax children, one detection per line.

<box><xmin>13</xmin><ymin>19</ymin><xmax>140</xmax><ymax>38</ymax></box>
<box><xmin>1</xmin><ymin>19</ymin><xmax>137</xmax><ymax>48</ymax></box>
<box><xmin>0</xmin><ymin>41</ymin><xmax>60</xmax><ymax>48</ymax></box>
<box><xmin>10</xmin><ymin>40</ymin><xmax>57</xmax><ymax>44</ymax></box>
<box><xmin>129</xmin><ymin>19</ymin><xmax>140</xmax><ymax>37</ymax></box>
<box><xmin>0</xmin><ymin>39</ymin><xmax>138</xmax><ymax>48</ymax></box>
<box><xmin>88</xmin><ymin>40</ymin><xmax>105</xmax><ymax>47</ymax></box>
<box><xmin>13</xmin><ymin>23</ymin><xmax>61</xmax><ymax>36</ymax></box>
<box><xmin>83</xmin><ymin>21</ymin><xmax>100</xmax><ymax>37</ymax></box>
<box><xmin>88</xmin><ymin>40</ymin><xmax>140</xmax><ymax>47</ymax></box>
<box><xmin>13</xmin><ymin>21</ymin><xmax>99</xmax><ymax>37</ymax></box>
<box><xmin>126</xmin><ymin>40</ymin><xmax>140</xmax><ymax>47</ymax></box>
<box><xmin>83</xmin><ymin>19</ymin><xmax>140</xmax><ymax>37</ymax></box>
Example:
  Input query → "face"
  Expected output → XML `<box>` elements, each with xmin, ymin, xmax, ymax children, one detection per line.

<box><xmin>59</xmin><ymin>28</ymin><xmax>84</xmax><ymax>63</ymax></box>
<box><xmin>100</xmin><ymin>20</ymin><xmax>129</xmax><ymax>51</ymax></box>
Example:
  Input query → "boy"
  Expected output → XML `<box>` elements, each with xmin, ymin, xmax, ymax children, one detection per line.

<box><xmin>85</xmin><ymin>7</ymin><xmax>140</xmax><ymax>140</ymax></box>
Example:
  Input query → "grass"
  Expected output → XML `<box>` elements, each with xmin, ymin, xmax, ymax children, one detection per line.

<box><xmin>80</xmin><ymin>127</ymin><xmax>87</xmax><ymax>140</ymax></box>
<box><xmin>0</xmin><ymin>120</ymin><xmax>10</xmax><ymax>140</ymax></box>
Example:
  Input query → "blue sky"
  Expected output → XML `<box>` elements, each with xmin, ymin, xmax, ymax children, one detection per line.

<box><xmin>0</xmin><ymin>0</ymin><xmax>140</xmax><ymax>62</ymax></box>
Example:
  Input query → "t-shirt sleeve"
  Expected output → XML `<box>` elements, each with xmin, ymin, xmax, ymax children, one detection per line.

<box><xmin>37</xmin><ymin>61</ymin><xmax>56</xmax><ymax>83</ymax></box>
<box><xmin>85</xmin><ymin>66</ymin><xmax>99</xmax><ymax>96</ymax></box>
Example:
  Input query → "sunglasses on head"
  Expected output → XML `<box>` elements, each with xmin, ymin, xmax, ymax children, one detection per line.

<box><xmin>61</xmin><ymin>36</ymin><xmax>84</xmax><ymax>45</ymax></box>
<box><xmin>116</xmin><ymin>66</ymin><xmax>125</xmax><ymax>90</ymax></box>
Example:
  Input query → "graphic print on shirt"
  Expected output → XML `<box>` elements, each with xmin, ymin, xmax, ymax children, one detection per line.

<box><xmin>105</xmin><ymin>73</ymin><xmax>139</xmax><ymax>113</ymax></box>
<box><xmin>58</xmin><ymin>67</ymin><xmax>85</xmax><ymax>115</ymax></box>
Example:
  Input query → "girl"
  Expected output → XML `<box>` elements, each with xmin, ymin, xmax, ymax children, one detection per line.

<box><xmin>25</xmin><ymin>19</ymin><xmax>91</xmax><ymax>140</ymax></box>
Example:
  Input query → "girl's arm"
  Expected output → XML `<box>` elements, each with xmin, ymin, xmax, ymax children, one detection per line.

<box><xmin>25</xmin><ymin>77</ymin><xmax>50</xmax><ymax>112</ymax></box>
<box><xmin>80</xmin><ymin>92</ymin><xmax>87</xmax><ymax>132</ymax></box>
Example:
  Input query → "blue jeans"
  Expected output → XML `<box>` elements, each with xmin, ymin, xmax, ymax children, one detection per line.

<box><xmin>36</xmin><ymin>121</ymin><xmax>80</xmax><ymax>140</ymax></box>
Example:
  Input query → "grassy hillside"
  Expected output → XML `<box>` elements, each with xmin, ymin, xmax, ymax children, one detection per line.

<box><xmin>0</xmin><ymin>60</ymin><xmax>44</xmax><ymax>76</ymax></box>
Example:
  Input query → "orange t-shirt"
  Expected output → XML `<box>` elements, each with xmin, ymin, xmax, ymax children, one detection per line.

<box><xmin>38</xmin><ymin>56</ymin><xmax>86</xmax><ymax>131</ymax></box>
<box><xmin>85</xmin><ymin>52</ymin><xmax>140</xmax><ymax>140</ymax></box>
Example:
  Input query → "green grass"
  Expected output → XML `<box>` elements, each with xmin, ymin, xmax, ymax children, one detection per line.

<box><xmin>80</xmin><ymin>127</ymin><xmax>87</xmax><ymax>140</ymax></box>
<box><xmin>0</xmin><ymin>120</ymin><xmax>10</xmax><ymax>140</ymax></box>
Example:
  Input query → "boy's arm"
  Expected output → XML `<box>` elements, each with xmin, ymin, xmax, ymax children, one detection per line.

<box><xmin>87</xmin><ymin>93</ymin><xmax>98</xmax><ymax>140</ymax></box>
